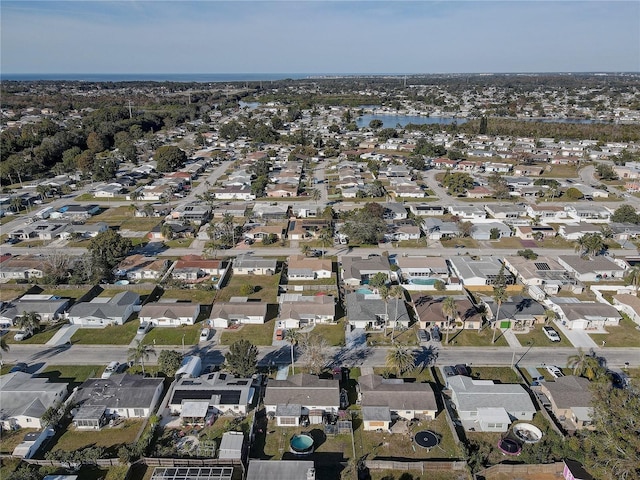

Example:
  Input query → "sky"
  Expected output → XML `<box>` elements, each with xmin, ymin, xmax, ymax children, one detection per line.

<box><xmin>1</xmin><ymin>0</ymin><xmax>639</xmax><ymax>75</ymax></box>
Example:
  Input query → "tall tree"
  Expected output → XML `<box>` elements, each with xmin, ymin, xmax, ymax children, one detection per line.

<box><xmin>298</xmin><ymin>334</ymin><xmax>330</xmax><ymax>375</ymax></box>
<box><xmin>88</xmin><ymin>229</ymin><xmax>133</xmax><ymax>279</ymax></box>
<box><xmin>310</xmin><ymin>188</ymin><xmax>321</xmax><ymax>205</ymax></box>
<box><xmin>224</xmin><ymin>339</ymin><xmax>258</xmax><ymax>377</ymax></box>
<box><xmin>567</xmin><ymin>348</ymin><xmax>605</xmax><ymax>380</ymax></box>
<box><xmin>442</xmin><ymin>296</ymin><xmax>457</xmax><ymax>345</ymax></box>
<box><xmin>389</xmin><ymin>285</ymin><xmax>405</xmax><ymax>343</ymax></box>
<box><xmin>624</xmin><ymin>266</ymin><xmax>640</xmax><ymax>295</ymax></box>
<box><xmin>154</xmin><ymin>145</ymin><xmax>186</xmax><ymax>172</ymax></box>
<box><xmin>127</xmin><ymin>339</ymin><xmax>156</xmax><ymax>376</ymax></box>
<box><xmin>284</xmin><ymin>329</ymin><xmax>300</xmax><ymax>375</ymax></box>
<box><xmin>543</xmin><ymin>309</ymin><xmax>557</xmax><ymax>326</ymax></box>
<box><xmin>575</xmin><ymin>232</ymin><xmax>605</xmax><ymax>258</ymax></box>
<box><xmin>491</xmin><ymin>264</ymin><xmax>509</xmax><ymax>344</ymax></box>
<box><xmin>158</xmin><ymin>350</ymin><xmax>183</xmax><ymax>377</ymax></box>
<box><xmin>385</xmin><ymin>344</ymin><xmax>415</xmax><ymax>377</ymax></box>
<box><xmin>15</xmin><ymin>311</ymin><xmax>41</xmax><ymax>335</ymax></box>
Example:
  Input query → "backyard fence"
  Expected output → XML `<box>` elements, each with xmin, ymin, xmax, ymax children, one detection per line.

<box><xmin>141</xmin><ymin>457</ymin><xmax>243</xmax><ymax>467</ymax></box>
<box><xmin>475</xmin><ymin>461</ymin><xmax>564</xmax><ymax>478</ymax></box>
<box><xmin>365</xmin><ymin>460</ymin><xmax>467</xmax><ymax>472</ymax></box>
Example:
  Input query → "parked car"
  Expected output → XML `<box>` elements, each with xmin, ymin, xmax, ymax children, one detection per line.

<box><xmin>275</xmin><ymin>329</ymin><xmax>285</xmax><ymax>341</ymax></box>
<box><xmin>545</xmin><ymin>365</ymin><xmax>564</xmax><ymax>378</ymax></box>
<box><xmin>13</xmin><ymin>330</ymin><xmax>32</xmax><ymax>341</ymax></box>
<box><xmin>102</xmin><ymin>361</ymin><xmax>121</xmax><ymax>379</ymax></box>
<box><xmin>417</xmin><ymin>329</ymin><xmax>430</xmax><ymax>342</ymax></box>
<box><xmin>443</xmin><ymin>366</ymin><xmax>457</xmax><ymax>377</ymax></box>
<box><xmin>430</xmin><ymin>327</ymin><xmax>441</xmax><ymax>342</ymax></box>
<box><xmin>137</xmin><ymin>321</ymin><xmax>151</xmax><ymax>335</ymax></box>
<box><xmin>543</xmin><ymin>326</ymin><xmax>561</xmax><ymax>342</ymax></box>
<box><xmin>200</xmin><ymin>328</ymin><xmax>210</xmax><ymax>341</ymax></box>
<box><xmin>9</xmin><ymin>362</ymin><xmax>28</xmax><ymax>373</ymax></box>
<box><xmin>454</xmin><ymin>364</ymin><xmax>470</xmax><ymax>376</ymax></box>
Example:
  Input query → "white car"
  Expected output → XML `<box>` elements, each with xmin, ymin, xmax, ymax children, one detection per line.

<box><xmin>200</xmin><ymin>328</ymin><xmax>210</xmax><ymax>342</ymax></box>
<box><xmin>13</xmin><ymin>330</ymin><xmax>31</xmax><ymax>341</ymax></box>
<box><xmin>102</xmin><ymin>361</ymin><xmax>121</xmax><ymax>379</ymax></box>
<box><xmin>543</xmin><ymin>326</ymin><xmax>561</xmax><ymax>342</ymax></box>
<box><xmin>545</xmin><ymin>365</ymin><xmax>564</xmax><ymax>378</ymax></box>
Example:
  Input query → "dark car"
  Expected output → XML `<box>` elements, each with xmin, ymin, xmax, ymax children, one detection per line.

<box><xmin>431</xmin><ymin>326</ymin><xmax>441</xmax><ymax>342</ymax></box>
<box><xmin>454</xmin><ymin>364</ymin><xmax>470</xmax><ymax>376</ymax></box>
<box><xmin>417</xmin><ymin>329</ymin><xmax>430</xmax><ymax>342</ymax></box>
<box><xmin>9</xmin><ymin>362</ymin><xmax>28</xmax><ymax>373</ymax></box>
<box><xmin>443</xmin><ymin>366</ymin><xmax>457</xmax><ymax>377</ymax></box>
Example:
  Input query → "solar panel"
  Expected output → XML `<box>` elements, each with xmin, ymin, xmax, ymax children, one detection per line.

<box><xmin>534</xmin><ymin>262</ymin><xmax>550</xmax><ymax>271</ymax></box>
<box><xmin>171</xmin><ymin>389</ymin><xmax>242</xmax><ymax>405</ymax></box>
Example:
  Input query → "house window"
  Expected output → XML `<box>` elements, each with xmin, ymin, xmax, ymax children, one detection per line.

<box><xmin>279</xmin><ymin>417</ymin><xmax>297</xmax><ymax>425</ymax></box>
<box><xmin>133</xmin><ymin>408</ymin><xmax>145</xmax><ymax>417</ymax></box>
<box><xmin>487</xmin><ymin>423</ymin><xmax>502</xmax><ymax>429</ymax></box>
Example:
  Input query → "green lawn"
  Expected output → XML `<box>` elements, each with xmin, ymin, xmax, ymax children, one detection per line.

<box><xmin>216</xmin><ymin>271</ymin><xmax>281</xmax><ymax>303</ymax></box>
<box><xmin>37</xmin><ymin>286</ymin><xmax>93</xmax><ymax>300</ymax></box>
<box><xmin>0</xmin><ymin>286</ymin><xmax>29</xmax><ymax>302</ymax></box>
<box><xmin>469</xmin><ymin>366</ymin><xmax>521</xmax><ymax>384</ymax></box>
<box><xmin>5</xmin><ymin>323</ymin><xmax>63</xmax><ymax>345</ymax></box>
<box><xmin>51</xmin><ymin>419</ymin><xmax>143</xmax><ymax>457</ymax></box>
<box><xmin>85</xmin><ymin>206</ymin><xmax>161</xmax><ymax>231</ymax></box>
<box><xmin>444</xmin><ymin>328</ymin><xmax>509</xmax><ymax>347</ymax></box>
<box><xmin>515</xmin><ymin>325</ymin><xmax>573</xmax><ymax>347</ymax></box>
<box><xmin>538</xmin><ymin>236</ymin><xmax>575</xmax><ymax>249</ymax></box>
<box><xmin>164</xmin><ymin>238</ymin><xmax>194</xmax><ymax>248</ymax></box>
<box><xmin>0</xmin><ymin>428</ymin><xmax>39</xmax><ymax>454</ymax></box>
<box><xmin>440</xmin><ymin>237</ymin><xmax>480</xmax><ymax>249</ymax></box>
<box><xmin>590</xmin><ymin>314</ymin><xmax>640</xmax><ymax>347</ymax></box>
<box><xmin>372</xmin><ymin>366</ymin><xmax>434</xmax><ymax>383</ymax></box>
<box><xmin>71</xmin><ymin>321</ymin><xmax>139</xmax><ymax>345</ymax></box>
<box><xmin>143</xmin><ymin>324</ymin><xmax>202</xmax><ymax>345</ymax></box>
<box><xmin>219</xmin><ymin>320</ymin><xmax>276</xmax><ymax>346</ymax></box>
<box><xmin>490</xmin><ymin>237</ymin><xmax>525</xmax><ymax>249</ymax></box>
<box><xmin>309</xmin><ymin>323</ymin><xmax>345</xmax><ymax>346</ymax></box>
<box><xmin>37</xmin><ymin>364</ymin><xmax>103</xmax><ymax>388</ymax></box>
<box><xmin>540</xmin><ymin>165</ymin><xmax>578</xmax><ymax>178</ymax></box>
<box><xmin>367</xmin><ymin>326</ymin><xmax>419</xmax><ymax>347</ymax></box>
<box><xmin>160</xmin><ymin>288</ymin><xmax>217</xmax><ymax>304</ymax></box>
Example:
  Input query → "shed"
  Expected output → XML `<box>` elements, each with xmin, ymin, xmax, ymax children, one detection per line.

<box><xmin>308</xmin><ymin>409</ymin><xmax>324</xmax><ymax>425</ymax></box>
<box><xmin>362</xmin><ymin>406</ymin><xmax>391</xmax><ymax>431</ymax></box>
<box><xmin>175</xmin><ymin>356</ymin><xmax>202</xmax><ymax>380</ymax></box>
<box><xmin>275</xmin><ymin>403</ymin><xmax>302</xmax><ymax>427</ymax></box>
<box><xmin>218</xmin><ymin>431</ymin><xmax>244</xmax><ymax>460</ymax></box>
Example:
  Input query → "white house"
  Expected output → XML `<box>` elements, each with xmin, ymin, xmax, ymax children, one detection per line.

<box><xmin>278</xmin><ymin>295</ymin><xmax>336</xmax><ymax>329</ymax></box>
<box><xmin>138</xmin><ymin>302</ymin><xmax>201</xmax><ymax>327</ymax></box>
<box><xmin>67</xmin><ymin>291</ymin><xmax>140</xmax><ymax>327</ymax></box>
<box><xmin>233</xmin><ymin>255</ymin><xmax>277</xmax><ymax>276</ymax></box>
<box><xmin>557</xmin><ymin>255</ymin><xmax>626</xmax><ymax>282</ymax></box>
<box><xmin>209</xmin><ymin>301</ymin><xmax>268</xmax><ymax>329</ymax></box>
<box><xmin>287</xmin><ymin>255</ymin><xmax>332</xmax><ymax>280</ymax></box>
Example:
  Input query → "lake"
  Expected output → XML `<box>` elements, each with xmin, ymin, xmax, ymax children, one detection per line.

<box><xmin>356</xmin><ymin>114</ymin><xmax>467</xmax><ymax>128</ymax></box>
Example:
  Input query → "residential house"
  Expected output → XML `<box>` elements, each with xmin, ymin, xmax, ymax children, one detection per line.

<box><xmin>287</xmin><ymin>255</ymin><xmax>332</xmax><ymax>280</ymax></box>
<box><xmin>558</xmin><ymin>223</ymin><xmax>602</xmax><ymax>241</ymax></box>
<box><xmin>484</xmin><ymin>204</ymin><xmax>528</xmax><ymax>220</ymax></box>
<box><xmin>209</xmin><ymin>300</ymin><xmax>268</xmax><ymax>328</ymax></box>
<box><xmin>345</xmin><ymin>292</ymin><xmax>409</xmax><ymax>330</ymax></box>
<box><xmin>513</xmin><ymin>225</ymin><xmax>556</xmax><ymax>240</ymax></box>
<box><xmin>67</xmin><ymin>291</ymin><xmax>140</xmax><ymax>327</ymax></box>
<box><xmin>148</xmin><ymin>222</ymin><xmax>195</xmax><ymax>241</ymax></box>
<box><xmin>139</xmin><ymin>302</ymin><xmax>201</xmax><ymax>327</ymax></box>
<box><xmin>448</xmin><ymin>205</ymin><xmax>487</xmax><ymax>220</ymax></box>
<box><xmin>609</xmin><ymin>222</ymin><xmax>640</xmax><ymax>242</ymax></box>
<box><xmin>278</xmin><ymin>295</ymin><xmax>336</xmax><ymax>329</ymax></box>
<box><xmin>411</xmin><ymin>295</ymin><xmax>482</xmax><ymax>330</ymax></box>
<box><xmin>421</xmin><ymin>218</ymin><xmax>459</xmax><ymax>240</ymax></box>
<box><xmin>170</xmin><ymin>203</ymin><xmax>211</xmax><ymax>225</ymax></box>
<box><xmin>172</xmin><ymin>256</ymin><xmax>225</xmax><ymax>283</ymax></box>
<box><xmin>357</xmin><ymin>374</ymin><xmax>437</xmax><ymax>429</ymax></box>
<box><xmin>213</xmin><ymin>185</ymin><xmax>256</xmax><ymax>201</ymax></box>
<box><xmin>384</xmin><ymin>221</ymin><xmax>421</xmax><ymax>242</ymax></box>
<box><xmin>466</xmin><ymin>186</ymin><xmax>494</xmax><ymax>199</ymax></box>
<box><xmin>525</xmin><ymin>204</ymin><xmax>568</xmax><ymax>221</ymax></box>
<box><xmin>612</xmin><ymin>293</ymin><xmax>640</xmax><ymax>326</ymax></box>
<box><xmin>9</xmin><ymin>220</ymin><xmax>68</xmax><ymax>241</ymax></box>
<box><xmin>448</xmin><ymin>257</ymin><xmax>515</xmax><ymax>286</ymax></box>
<box><xmin>408</xmin><ymin>204</ymin><xmax>445</xmax><ymax>217</ymax></box>
<box><xmin>115</xmin><ymin>255</ymin><xmax>169</xmax><ymax>281</ymax></box>
<box><xmin>395</xmin><ymin>256</ymin><xmax>448</xmax><ymax>282</ymax></box>
<box><xmin>94</xmin><ymin>183</ymin><xmax>125</xmax><ymax>198</ymax></box>
<box><xmin>539</xmin><ymin>376</ymin><xmax>594</xmax><ymax>430</ymax></box>
<box><xmin>266</xmin><ymin>184</ymin><xmax>298</xmax><ymax>198</ymax></box>
<box><xmin>0</xmin><ymin>372</ymin><xmax>69</xmax><ymax>430</ymax></box>
<box><xmin>168</xmin><ymin>372</ymin><xmax>254</xmax><ymax>416</ymax></box>
<box><xmin>244</xmin><ymin>224</ymin><xmax>287</xmax><ymax>243</ymax></box>
<box><xmin>287</xmin><ymin>219</ymin><xmax>331</xmax><ymax>240</ymax></box>
<box><xmin>482</xmin><ymin>295</ymin><xmax>546</xmax><ymax>330</ymax></box>
<box><xmin>263</xmin><ymin>374</ymin><xmax>340</xmax><ymax>427</ymax></box>
<box><xmin>251</xmin><ymin>203</ymin><xmax>289</xmax><ymax>220</ymax></box>
<box><xmin>60</xmin><ymin>222</ymin><xmax>109</xmax><ymax>239</ymax></box>
<box><xmin>563</xmin><ymin>460</ymin><xmax>594</xmax><ymax>480</ymax></box>
<box><xmin>52</xmin><ymin>204</ymin><xmax>100</xmax><ymax>221</ymax></box>
<box><xmin>470</xmin><ymin>222</ymin><xmax>511</xmax><ymax>241</ymax></box>
<box><xmin>557</xmin><ymin>255</ymin><xmax>626</xmax><ymax>282</ymax></box>
<box><xmin>552</xmin><ymin>300</ymin><xmax>621</xmax><ymax>330</ymax></box>
<box><xmin>503</xmin><ymin>255</ymin><xmax>575</xmax><ymax>295</ymax></box>
<box><xmin>0</xmin><ymin>294</ymin><xmax>70</xmax><ymax>325</ymax></box>
<box><xmin>232</xmin><ymin>255</ymin><xmax>277</xmax><ymax>275</ymax></box>
<box><xmin>212</xmin><ymin>203</ymin><xmax>249</xmax><ymax>218</ymax></box>
<box><xmin>447</xmin><ymin>375</ymin><xmax>535</xmax><ymax>432</ymax></box>
<box><xmin>383</xmin><ymin>203</ymin><xmax>408</xmax><ymax>220</ymax></box>
<box><xmin>389</xmin><ymin>184</ymin><xmax>425</xmax><ymax>198</ymax></box>
<box><xmin>341</xmin><ymin>255</ymin><xmax>392</xmax><ymax>286</ymax></box>
<box><xmin>139</xmin><ymin>185</ymin><xmax>173</xmax><ymax>201</ymax></box>
<box><xmin>0</xmin><ymin>255</ymin><xmax>45</xmax><ymax>280</ymax></box>
<box><xmin>564</xmin><ymin>205</ymin><xmax>611</xmax><ymax>223</ymax></box>
<box><xmin>72</xmin><ymin>374</ymin><xmax>164</xmax><ymax>429</ymax></box>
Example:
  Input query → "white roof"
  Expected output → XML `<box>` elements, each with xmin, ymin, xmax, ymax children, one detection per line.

<box><xmin>477</xmin><ymin>407</ymin><xmax>511</xmax><ymax>424</ymax></box>
<box><xmin>180</xmin><ymin>401</ymin><xmax>209</xmax><ymax>418</ymax></box>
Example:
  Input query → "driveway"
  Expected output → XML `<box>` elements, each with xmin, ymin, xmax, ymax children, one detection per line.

<box><xmin>553</xmin><ymin>320</ymin><xmax>599</xmax><ymax>349</ymax></box>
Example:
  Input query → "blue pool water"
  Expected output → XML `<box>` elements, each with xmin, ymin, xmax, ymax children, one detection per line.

<box><xmin>290</xmin><ymin>434</ymin><xmax>314</xmax><ymax>453</ymax></box>
<box><xmin>356</xmin><ymin>288</ymin><xmax>374</xmax><ymax>295</ymax></box>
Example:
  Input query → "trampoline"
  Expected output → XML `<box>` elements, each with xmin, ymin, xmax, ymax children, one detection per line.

<box><xmin>414</xmin><ymin>430</ymin><xmax>440</xmax><ymax>449</ymax></box>
<box><xmin>497</xmin><ymin>438</ymin><xmax>522</xmax><ymax>456</ymax></box>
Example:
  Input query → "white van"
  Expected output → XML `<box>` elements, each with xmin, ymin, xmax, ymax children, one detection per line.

<box><xmin>101</xmin><ymin>361</ymin><xmax>121</xmax><ymax>379</ymax></box>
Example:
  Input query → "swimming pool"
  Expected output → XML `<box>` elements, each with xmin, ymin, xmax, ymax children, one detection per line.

<box><xmin>409</xmin><ymin>278</ymin><xmax>437</xmax><ymax>286</ymax></box>
<box><xmin>356</xmin><ymin>288</ymin><xmax>374</xmax><ymax>295</ymax></box>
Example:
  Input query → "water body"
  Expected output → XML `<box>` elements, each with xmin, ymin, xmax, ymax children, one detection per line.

<box><xmin>356</xmin><ymin>113</ymin><xmax>467</xmax><ymax>128</ymax></box>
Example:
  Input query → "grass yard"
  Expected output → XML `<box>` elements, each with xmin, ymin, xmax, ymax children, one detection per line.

<box><xmin>37</xmin><ymin>364</ymin><xmax>103</xmax><ymax>388</ymax></box>
<box><xmin>537</xmin><ymin>236</ymin><xmax>575</xmax><ymax>249</ymax></box>
<box><xmin>37</xmin><ymin>286</ymin><xmax>93</xmax><ymax>300</ymax></box>
<box><xmin>164</xmin><ymin>238</ymin><xmax>194</xmax><ymax>248</ymax></box>
<box><xmin>444</xmin><ymin>328</ymin><xmax>509</xmax><ymax>347</ymax></box>
<box><xmin>5</xmin><ymin>323</ymin><xmax>64</xmax><ymax>345</ymax></box>
<box><xmin>219</xmin><ymin>320</ymin><xmax>276</xmax><ymax>346</ymax></box>
<box><xmin>71</xmin><ymin>321</ymin><xmax>139</xmax><ymax>345</ymax></box>
<box><xmin>51</xmin><ymin>419</ymin><xmax>143</xmax><ymax>457</ymax></box>
<box><xmin>540</xmin><ymin>165</ymin><xmax>578</xmax><ymax>178</ymax></box>
<box><xmin>440</xmin><ymin>237</ymin><xmax>480</xmax><ymax>249</ymax></box>
<box><xmin>0</xmin><ymin>428</ymin><xmax>39</xmax><ymax>454</ymax></box>
<box><xmin>515</xmin><ymin>325</ymin><xmax>573</xmax><ymax>348</ymax></box>
<box><xmin>12</xmin><ymin>239</ymin><xmax>49</xmax><ymax>248</ymax></box>
<box><xmin>367</xmin><ymin>327</ymin><xmax>419</xmax><ymax>347</ymax></box>
<box><xmin>489</xmin><ymin>237</ymin><xmax>524</xmax><ymax>249</ymax></box>
<box><xmin>86</xmin><ymin>206</ymin><xmax>161</xmax><ymax>231</ymax></box>
<box><xmin>372</xmin><ymin>366</ymin><xmax>434</xmax><ymax>383</ymax></box>
<box><xmin>355</xmin><ymin>410</ymin><xmax>463</xmax><ymax>461</ymax></box>
<box><xmin>0</xmin><ymin>286</ymin><xmax>30</xmax><ymax>302</ymax></box>
<box><xmin>590</xmin><ymin>314</ymin><xmax>640</xmax><ymax>348</ymax></box>
<box><xmin>468</xmin><ymin>366</ymin><xmax>521</xmax><ymax>384</ymax></box>
<box><xmin>216</xmin><ymin>271</ymin><xmax>281</xmax><ymax>303</ymax></box>
<box><xmin>144</xmin><ymin>323</ymin><xmax>202</xmax><ymax>346</ymax></box>
<box><xmin>309</xmin><ymin>323</ymin><xmax>345</xmax><ymax>346</ymax></box>
<box><xmin>160</xmin><ymin>288</ymin><xmax>218</xmax><ymax>304</ymax></box>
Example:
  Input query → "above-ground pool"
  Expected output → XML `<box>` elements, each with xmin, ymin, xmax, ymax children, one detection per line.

<box><xmin>356</xmin><ymin>288</ymin><xmax>374</xmax><ymax>295</ymax></box>
<box><xmin>409</xmin><ymin>278</ymin><xmax>437</xmax><ymax>286</ymax></box>
<box><xmin>414</xmin><ymin>430</ymin><xmax>440</xmax><ymax>449</ymax></box>
<box><xmin>512</xmin><ymin>423</ymin><xmax>543</xmax><ymax>444</ymax></box>
<box><xmin>290</xmin><ymin>434</ymin><xmax>314</xmax><ymax>455</ymax></box>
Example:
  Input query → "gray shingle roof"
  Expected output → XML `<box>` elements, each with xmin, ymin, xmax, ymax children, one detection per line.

<box><xmin>75</xmin><ymin>374</ymin><xmax>163</xmax><ymax>410</ymax></box>
<box><xmin>358</xmin><ymin>374</ymin><xmax>437</xmax><ymax>411</ymax></box>
<box><xmin>448</xmin><ymin>375</ymin><xmax>535</xmax><ymax>413</ymax></box>
<box><xmin>263</xmin><ymin>374</ymin><xmax>339</xmax><ymax>408</ymax></box>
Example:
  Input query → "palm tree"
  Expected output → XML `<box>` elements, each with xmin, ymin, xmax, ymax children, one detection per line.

<box><xmin>625</xmin><ymin>266</ymin><xmax>640</xmax><ymax>295</ymax></box>
<box><xmin>301</xmin><ymin>244</ymin><xmax>311</xmax><ymax>257</ymax></box>
<box><xmin>310</xmin><ymin>188</ymin><xmax>321</xmax><ymax>205</ymax></box>
<box><xmin>10</xmin><ymin>197</ymin><xmax>23</xmax><ymax>213</ymax></box>
<box><xmin>128</xmin><ymin>340</ymin><xmax>156</xmax><ymax>376</ymax></box>
<box><xmin>543</xmin><ymin>309</ymin><xmax>557</xmax><ymax>326</ymax></box>
<box><xmin>161</xmin><ymin>223</ymin><xmax>174</xmax><ymax>241</ymax></box>
<box><xmin>284</xmin><ymin>329</ymin><xmax>300</xmax><ymax>375</ymax></box>
<box><xmin>567</xmin><ymin>348</ymin><xmax>604</xmax><ymax>380</ymax></box>
<box><xmin>0</xmin><ymin>336</ymin><xmax>9</xmax><ymax>367</ymax></box>
<box><xmin>575</xmin><ymin>233</ymin><xmax>604</xmax><ymax>258</ymax></box>
<box><xmin>389</xmin><ymin>286</ymin><xmax>404</xmax><ymax>343</ymax></box>
<box><xmin>491</xmin><ymin>285</ymin><xmax>508</xmax><ymax>344</ymax></box>
<box><xmin>385</xmin><ymin>344</ymin><xmax>415</xmax><ymax>377</ymax></box>
<box><xmin>378</xmin><ymin>285</ymin><xmax>390</xmax><ymax>331</ymax></box>
<box><xmin>16</xmin><ymin>311</ymin><xmax>41</xmax><ymax>336</ymax></box>
<box><xmin>441</xmin><ymin>296</ymin><xmax>457</xmax><ymax>345</ymax></box>
<box><xmin>130</xmin><ymin>189</ymin><xmax>143</xmax><ymax>202</ymax></box>
<box><xmin>318</xmin><ymin>228</ymin><xmax>333</xmax><ymax>258</ymax></box>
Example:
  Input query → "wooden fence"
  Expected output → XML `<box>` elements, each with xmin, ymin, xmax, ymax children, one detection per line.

<box><xmin>476</xmin><ymin>461</ymin><xmax>564</xmax><ymax>478</ymax></box>
<box><xmin>365</xmin><ymin>460</ymin><xmax>467</xmax><ymax>472</ymax></box>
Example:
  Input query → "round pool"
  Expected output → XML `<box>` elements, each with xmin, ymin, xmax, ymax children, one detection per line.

<box><xmin>512</xmin><ymin>423</ymin><xmax>543</xmax><ymax>444</ymax></box>
<box><xmin>290</xmin><ymin>434</ymin><xmax>314</xmax><ymax>455</ymax></box>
